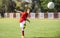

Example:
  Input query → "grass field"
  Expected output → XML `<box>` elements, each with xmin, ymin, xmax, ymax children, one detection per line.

<box><xmin>0</xmin><ymin>18</ymin><xmax>60</xmax><ymax>38</ymax></box>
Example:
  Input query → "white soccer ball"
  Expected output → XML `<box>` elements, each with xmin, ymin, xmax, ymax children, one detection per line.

<box><xmin>47</xmin><ymin>2</ymin><xmax>55</xmax><ymax>9</ymax></box>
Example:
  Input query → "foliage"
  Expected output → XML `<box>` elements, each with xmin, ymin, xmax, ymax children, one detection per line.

<box><xmin>0</xmin><ymin>0</ymin><xmax>60</xmax><ymax>12</ymax></box>
<box><xmin>40</xmin><ymin>0</ymin><xmax>60</xmax><ymax>12</ymax></box>
<box><xmin>54</xmin><ymin>0</ymin><xmax>60</xmax><ymax>12</ymax></box>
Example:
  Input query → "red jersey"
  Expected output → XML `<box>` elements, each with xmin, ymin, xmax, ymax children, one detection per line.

<box><xmin>20</xmin><ymin>12</ymin><xmax>28</xmax><ymax>23</ymax></box>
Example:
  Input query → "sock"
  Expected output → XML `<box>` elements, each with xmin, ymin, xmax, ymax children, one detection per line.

<box><xmin>22</xmin><ymin>31</ymin><xmax>24</xmax><ymax>36</ymax></box>
<box><xmin>22</xmin><ymin>28</ymin><xmax>24</xmax><ymax>36</ymax></box>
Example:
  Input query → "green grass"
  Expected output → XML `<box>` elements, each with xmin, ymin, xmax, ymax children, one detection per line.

<box><xmin>0</xmin><ymin>18</ymin><xmax>60</xmax><ymax>38</ymax></box>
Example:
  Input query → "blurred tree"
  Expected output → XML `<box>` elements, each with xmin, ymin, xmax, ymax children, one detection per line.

<box><xmin>31</xmin><ymin>0</ymin><xmax>41</xmax><ymax>13</ymax></box>
<box><xmin>7</xmin><ymin>0</ymin><xmax>16</xmax><ymax>12</ymax></box>
<box><xmin>40</xmin><ymin>0</ymin><xmax>60</xmax><ymax>12</ymax></box>
<box><xmin>0</xmin><ymin>0</ymin><xmax>60</xmax><ymax>13</ymax></box>
<box><xmin>54</xmin><ymin>0</ymin><xmax>60</xmax><ymax>12</ymax></box>
<box><xmin>0</xmin><ymin>0</ymin><xmax>2</xmax><ymax>6</ymax></box>
<box><xmin>40</xmin><ymin>0</ymin><xmax>53</xmax><ymax>12</ymax></box>
<box><xmin>0</xmin><ymin>0</ymin><xmax>2</xmax><ymax>12</ymax></box>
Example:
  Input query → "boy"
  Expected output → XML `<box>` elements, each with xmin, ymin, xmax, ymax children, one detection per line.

<box><xmin>19</xmin><ymin>9</ymin><xmax>30</xmax><ymax>38</ymax></box>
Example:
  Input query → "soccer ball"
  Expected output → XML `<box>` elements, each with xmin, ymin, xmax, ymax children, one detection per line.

<box><xmin>47</xmin><ymin>2</ymin><xmax>55</xmax><ymax>9</ymax></box>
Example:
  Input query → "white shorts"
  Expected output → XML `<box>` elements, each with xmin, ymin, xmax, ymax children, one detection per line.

<box><xmin>20</xmin><ymin>21</ymin><xmax>25</xmax><ymax>28</ymax></box>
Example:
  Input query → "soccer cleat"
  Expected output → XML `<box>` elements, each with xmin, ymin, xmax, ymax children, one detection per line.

<box><xmin>22</xmin><ymin>36</ymin><xmax>24</xmax><ymax>38</ymax></box>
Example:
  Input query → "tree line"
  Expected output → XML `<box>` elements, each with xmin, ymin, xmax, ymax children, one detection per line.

<box><xmin>0</xmin><ymin>0</ymin><xmax>60</xmax><ymax>13</ymax></box>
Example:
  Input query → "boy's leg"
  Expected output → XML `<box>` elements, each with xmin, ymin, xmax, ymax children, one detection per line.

<box><xmin>22</xmin><ymin>23</ymin><xmax>26</xmax><ymax>38</ymax></box>
<box><xmin>24</xmin><ymin>23</ymin><xmax>26</xmax><ymax>29</ymax></box>
<box><xmin>20</xmin><ymin>21</ymin><xmax>25</xmax><ymax>38</ymax></box>
<box><xmin>22</xmin><ymin>28</ymin><xmax>24</xmax><ymax>38</ymax></box>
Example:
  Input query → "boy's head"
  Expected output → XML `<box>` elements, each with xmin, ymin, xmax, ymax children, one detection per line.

<box><xmin>24</xmin><ymin>9</ymin><xmax>30</xmax><ymax>13</ymax></box>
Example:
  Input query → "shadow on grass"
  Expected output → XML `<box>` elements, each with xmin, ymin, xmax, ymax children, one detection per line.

<box><xmin>25</xmin><ymin>37</ymin><xmax>60</xmax><ymax>38</ymax></box>
<box><xmin>32</xmin><ymin>37</ymin><xmax>60</xmax><ymax>38</ymax></box>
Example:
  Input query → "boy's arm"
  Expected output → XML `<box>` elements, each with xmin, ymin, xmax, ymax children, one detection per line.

<box><xmin>26</xmin><ymin>19</ymin><xmax>30</xmax><ymax>23</ymax></box>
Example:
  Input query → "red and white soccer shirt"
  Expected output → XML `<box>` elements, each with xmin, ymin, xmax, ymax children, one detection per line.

<box><xmin>19</xmin><ymin>12</ymin><xmax>28</xmax><ymax>23</ymax></box>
